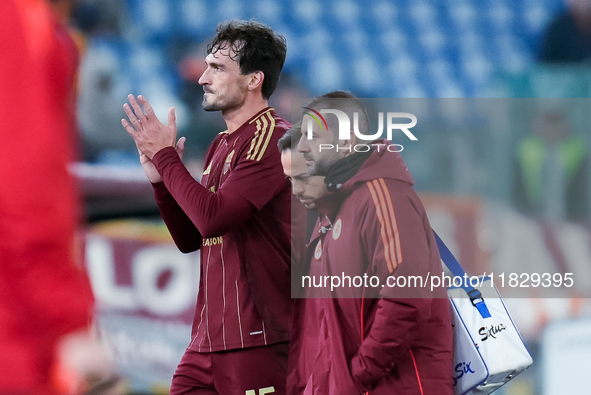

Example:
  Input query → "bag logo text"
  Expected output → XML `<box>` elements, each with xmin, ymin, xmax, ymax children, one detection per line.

<box><xmin>479</xmin><ymin>323</ymin><xmax>507</xmax><ymax>341</ymax></box>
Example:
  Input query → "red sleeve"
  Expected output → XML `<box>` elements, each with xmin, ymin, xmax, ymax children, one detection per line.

<box><xmin>152</xmin><ymin>146</ymin><xmax>269</xmax><ymax>238</ymax></box>
<box><xmin>151</xmin><ymin>135</ymin><xmax>223</xmax><ymax>252</ymax></box>
<box><xmin>350</xmin><ymin>181</ymin><xmax>433</xmax><ymax>390</ymax></box>
<box><xmin>153</xmin><ymin>182</ymin><xmax>202</xmax><ymax>253</ymax></box>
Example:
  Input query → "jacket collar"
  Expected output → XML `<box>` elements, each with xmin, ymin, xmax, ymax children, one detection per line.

<box><xmin>313</xmin><ymin>139</ymin><xmax>414</xmax><ymax>220</ymax></box>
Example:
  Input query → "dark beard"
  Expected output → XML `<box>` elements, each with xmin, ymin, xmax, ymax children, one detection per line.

<box><xmin>202</xmin><ymin>94</ymin><xmax>242</xmax><ymax>112</ymax></box>
<box><xmin>202</xmin><ymin>97</ymin><xmax>223</xmax><ymax>112</ymax></box>
<box><xmin>309</xmin><ymin>158</ymin><xmax>332</xmax><ymax>177</ymax></box>
<box><xmin>305</xmin><ymin>151</ymin><xmax>338</xmax><ymax>177</ymax></box>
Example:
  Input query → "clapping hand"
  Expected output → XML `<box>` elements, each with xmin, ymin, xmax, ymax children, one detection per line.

<box><xmin>122</xmin><ymin>94</ymin><xmax>185</xmax><ymax>183</ymax></box>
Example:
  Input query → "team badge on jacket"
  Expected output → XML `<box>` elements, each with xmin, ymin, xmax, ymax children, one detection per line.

<box><xmin>332</xmin><ymin>219</ymin><xmax>342</xmax><ymax>240</ymax></box>
<box><xmin>223</xmin><ymin>150</ymin><xmax>235</xmax><ymax>175</ymax></box>
<box><xmin>314</xmin><ymin>240</ymin><xmax>322</xmax><ymax>260</ymax></box>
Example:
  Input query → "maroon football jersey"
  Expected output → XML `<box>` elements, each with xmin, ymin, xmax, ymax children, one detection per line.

<box><xmin>152</xmin><ymin>107</ymin><xmax>292</xmax><ymax>352</ymax></box>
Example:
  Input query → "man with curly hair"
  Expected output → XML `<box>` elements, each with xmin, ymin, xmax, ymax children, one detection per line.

<box><xmin>122</xmin><ymin>20</ymin><xmax>291</xmax><ymax>394</ymax></box>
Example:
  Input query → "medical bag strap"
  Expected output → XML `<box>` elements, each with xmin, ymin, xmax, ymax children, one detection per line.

<box><xmin>433</xmin><ymin>231</ymin><xmax>491</xmax><ymax>319</ymax></box>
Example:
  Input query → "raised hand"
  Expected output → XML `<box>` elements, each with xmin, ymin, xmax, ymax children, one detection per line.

<box><xmin>121</xmin><ymin>94</ymin><xmax>177</xmax><ymax>159</ymax></box>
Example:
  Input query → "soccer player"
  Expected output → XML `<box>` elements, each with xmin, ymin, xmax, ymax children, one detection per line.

<box><xmin>293</xmin><ymin>91</ymin><xmax>453</xmax><ymax>394</ymax></box>
<box><xmin>122</xmin><ymin>20</ymin><xmax>292</xmax><ymax>394</ymax></box>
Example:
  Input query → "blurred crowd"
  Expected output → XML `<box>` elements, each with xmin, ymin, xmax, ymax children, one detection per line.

<box><xmin>63</xmin><ymin>0</ymin><xmax>591</xmax><ymax>224</ymax></box>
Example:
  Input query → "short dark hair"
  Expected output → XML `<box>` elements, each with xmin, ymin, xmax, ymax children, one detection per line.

<box><xmin>278</xmin><ymin>122</ymin><xmax>302</xmax><ymax>152</ymax></box>
<box><xmin>316</xmin><ymin>90</ymin><xmax>357</xmax><ymax>100</ymax></box>
<box><xmin>207</xmin><ymin>19</ymin><xmax>287</xmax><ymax>100</ymax></box>
<box><xmin>305</xmin><ymin>91</ymin><xmax>369</xmax><ymax>139</ymax></box>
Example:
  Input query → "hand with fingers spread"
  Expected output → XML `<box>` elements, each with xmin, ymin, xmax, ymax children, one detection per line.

<box><xmin>122</xmin><ymin>94</ymin><xmax>185</xmax><ymax>183</ymax></box>
<box><xmin>121</xmin><ymin>94</ymin><xmax>177</xmax><ymax>159</ymax></box>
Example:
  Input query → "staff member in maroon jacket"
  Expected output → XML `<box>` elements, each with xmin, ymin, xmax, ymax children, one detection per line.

<box><xmin>295</xmin><ymin>91</ymin><xmax>453</xmax><ymax>395</ymax></box>
<box><xmin>122</xmin><ymin>20</ymin><xmax>292</xmax><ymax>395</ymax></box>
<box><xmin>278</xmin><ymin>125</ymin><xmax>327</xmax><ymax>395</ymax></box>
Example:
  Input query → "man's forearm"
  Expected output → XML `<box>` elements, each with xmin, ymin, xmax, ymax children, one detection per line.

<box><xmin>153</xmin><ymin>147</ymin><xmax>254</xmax><ymax>238</ymax></box>
<box><xmin>153</xmin><ymin>182</ymin><xmax>202</xmax><ymax>253</ymax></box>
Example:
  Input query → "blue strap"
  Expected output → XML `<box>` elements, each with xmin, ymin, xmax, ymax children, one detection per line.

<box><xmin>433</xmin><ymin>231</ymin><xmax>491</xmax><ymax>319</ymax></box>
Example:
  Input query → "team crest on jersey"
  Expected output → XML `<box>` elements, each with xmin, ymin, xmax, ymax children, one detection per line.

<box><xmin>332</xmin><ymin>219</ymin><xmax>342</xmax><ymax>240</ymax></box>
<box><xmin>314</xmin><ymin>240</ymin><xmax>322</xmax><ymax>260</ymax></box>
<box><xmin>223</xmin><ymin>150</ymin><xmax>235</xmax><ymax>175</ymax></box>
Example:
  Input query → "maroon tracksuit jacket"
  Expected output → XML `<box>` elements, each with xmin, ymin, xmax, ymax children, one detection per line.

<box><xmin>290</xmin><ymin>141</ymin><xmax>453</xmax><ymax>395</ymax></box>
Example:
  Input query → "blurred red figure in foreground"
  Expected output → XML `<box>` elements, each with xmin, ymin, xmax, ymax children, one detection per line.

<box><xmin>0</xmin><ymin>0</ymin><xmax>109</xmax><ymax>394</ymax></box>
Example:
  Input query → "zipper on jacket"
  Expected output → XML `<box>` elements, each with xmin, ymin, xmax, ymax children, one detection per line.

<box><xmin>318</xmin><ymin>215</ymin><xmax>332</xmax><ymax>234</ymax></box>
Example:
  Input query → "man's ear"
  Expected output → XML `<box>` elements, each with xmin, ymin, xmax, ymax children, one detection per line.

<box><xmin>340</xmin><ymin>129</ymin><xmax>358</xmax><ymax>157</ymax></box>
<box><xmin>248</xmin><ymin>71</ymin><xmax>265</xmax><ymax>92</ymax></box>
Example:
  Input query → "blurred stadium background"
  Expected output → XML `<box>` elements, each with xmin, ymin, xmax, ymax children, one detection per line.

<box><xmin>65</xmin><ymin>0</ymin><xmax>591</xmax><ymax>394</ymax></box>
